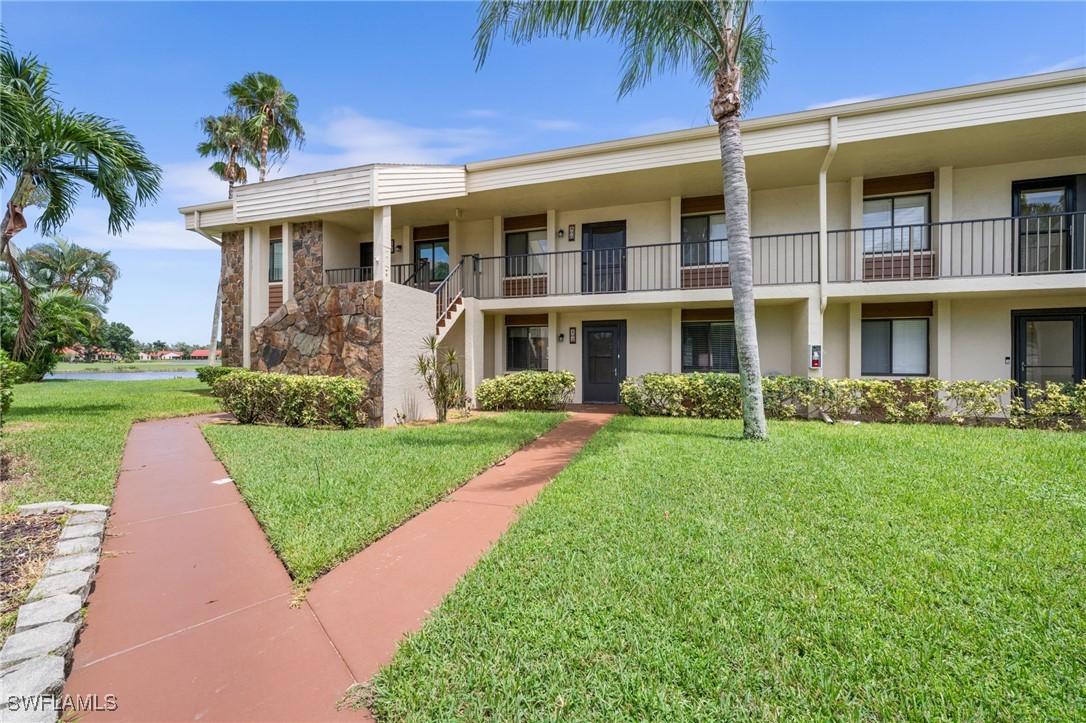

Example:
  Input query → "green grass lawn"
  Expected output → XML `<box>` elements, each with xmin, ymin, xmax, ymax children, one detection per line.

<box><xmin>1</xmin><ymin>380</ymin><xmax>219</xmax><ymax>510</ymax></box>
<box><xmin>202</xmin><ymin>413</ymin><xmax>566</xmax><ymax>582</ymax></box>
<box><xmin>53</xmin><ymin>361</ymin><xmax>204</xmax><ymax>373</ymax></box>
<box><xmin>371</xmin><ymin>417</ymin><xmax>1086</xmax><ymax>721</ymax></box>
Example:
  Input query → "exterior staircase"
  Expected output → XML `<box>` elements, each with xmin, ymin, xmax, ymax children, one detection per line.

<box><xmin>435</xmin><ymin>295</ymin><xmax>464</xmax><ymax>343</ymax></box>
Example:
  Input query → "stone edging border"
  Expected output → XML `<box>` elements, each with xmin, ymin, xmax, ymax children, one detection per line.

<box><xmin>1</xmin><ymin>501</ymin><xmax>109</xmax><ymax>722</ymax></box>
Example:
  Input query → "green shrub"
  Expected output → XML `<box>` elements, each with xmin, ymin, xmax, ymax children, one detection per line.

<box><xmin>196</xmin><ymin>365</ymin><xmax>238</xmax><ymax>391</ymax></box>
<box><xmin>476</xmin><ymin>370</ymin><xmax>575</xmax><ymax>411</ymax></box>
<box><xmin>622</xmin><ymin>374</ymin><xmax>1085</xmax><ymax>430</ymax></box>
<box><xmin>211</xmin><ymin>369</ymin><xmax>368</xmax><ymax>429</ymax></box>
<box><xmin>0</xmin><ymin>350</ymin><xmax>17</xmax><ymax>420</ymax></box>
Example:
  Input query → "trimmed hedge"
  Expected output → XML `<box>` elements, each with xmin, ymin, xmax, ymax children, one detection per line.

<box><xmin>196</xmin><ymin>365</ymin><xmax>238</xmax><ymax>392</ymax></box>
<box><xmin>476</xmin><ymin>370</ymin><xmax>576</xmax><ymax>411</ymax></box>
<box><xmin>211</xmin><ymin>369</ymin><xmax>369</xmax><ymax>428</ymax></box>
<box><xmin>0</xmin><ymin>350</ymin><xmax>18</xmax><ymax>418</ymax></box>
<box><xmin>620</xmin><ymin>373</ymin><xmax>1086</xmax><ymax>430</ymax></box>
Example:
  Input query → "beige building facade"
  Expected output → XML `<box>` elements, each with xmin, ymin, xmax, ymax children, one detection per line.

<box><xmin>182</xmin><ymin>70</ymin><xmax>1086</xmax><ymax>421</ymax></box>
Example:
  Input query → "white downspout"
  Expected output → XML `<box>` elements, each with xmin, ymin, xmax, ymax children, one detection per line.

<box><xmin>818</xmin><ymin>116</ymin><xmax>838</xmax><ymax>313</ymax></box>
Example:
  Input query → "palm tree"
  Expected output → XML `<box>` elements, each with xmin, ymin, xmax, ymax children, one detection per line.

<box><xmin>0</xmin><ymin>282</ymin><xmax>102</xmax><ymax>380</ymax></box>
<box><xmin>476</xmin><ymin>0</ymin><xmax>772</xmax><ymax>439</ymax></box>
<box><xmin>22</xmin><ymin>235</ymin><xmax>120</xmax><ymax>302</ymax></box>
<box><xmin>225</xmin><ymin>72</ymin><xmax>305</xmax><ymax>183</ymax></box>
<box><xmin>197</xmin><ymin>113</ymin><xmax>255</xmax><ymax>193</ymax></box>
<box><xmin>0</xmin><ymin>37</ymin><xmax>161</xmax><ymax>359</ymax></box>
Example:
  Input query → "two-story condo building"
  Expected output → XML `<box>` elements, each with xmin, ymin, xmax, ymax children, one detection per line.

<box><xmin>181</xmin><ymin>70</ymin><xmax>1086</xmax><ymax>424</ymax></box>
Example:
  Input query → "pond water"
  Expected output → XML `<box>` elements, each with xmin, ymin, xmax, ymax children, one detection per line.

<box><xmin>47</xmin><ymin>371</ymin><xmax>199</xmax><ymax>381</ymax></box>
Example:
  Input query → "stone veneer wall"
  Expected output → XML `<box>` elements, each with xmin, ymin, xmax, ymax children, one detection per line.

<box><xmin>250</xmin><ymin>282</ymin><xmax>384</xmax><ymax>424</ymax></box>
<box><xmin>220</xmin><ymin>230</ymin><xmax>245</xmax><ymax>368</ymax></box>
<box><xmin>292</xmin><ymin>220</ymin><xmax>323</xmax><ymax>297</ymax></box>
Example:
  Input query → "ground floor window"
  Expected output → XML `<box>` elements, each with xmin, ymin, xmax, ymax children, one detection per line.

<box><xmin>507</xmin><ymin>326</ymin><xmax>548</xmax><ymax>371</ymax></box>
<box><xmin>681</xmin><ymin>321</ymin><xmax>738</xmax><ymax>373</ymax></box>
<box><xmin>861</xmin><ymin>318</ymin><xmax>929</xmax><ymax>375</ymax></box>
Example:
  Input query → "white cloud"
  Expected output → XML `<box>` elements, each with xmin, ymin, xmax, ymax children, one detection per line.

<box><xmin>806</xmin><ymin>95</ymin><xmax>878</xmax><ymax>110</ymax></box>
<box><xmin>531</xmin><ymin>118</ymin><xmax>582</xmax><ymax>132</ymax></box>
<box><xmin>29</xmin><ymin>205</ymin><xmax>217</xmax><ymax>252</ymax></box>
<box><xmin>1028</xmin><ymin>55</ymin><xmax>1086</xmax><ymax>75</ymax></box>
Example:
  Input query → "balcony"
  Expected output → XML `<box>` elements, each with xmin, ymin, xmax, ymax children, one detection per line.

<box><xmin>459</xmin><ymin>212</ymin><xmax>1083</xmax><ymax>300</ymax></box>
<box><xmin>829</xmin><ymin>212</ymin><xmax>1085</xmax><ymax>282</ymax></box>
<box><xmin>324</xmin><ymin>260</ymin><xmax>431</xmax><ymax>289</ymax></box>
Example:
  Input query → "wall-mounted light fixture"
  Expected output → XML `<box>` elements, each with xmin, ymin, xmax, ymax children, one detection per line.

<box><xmin>394</xmin><ymin>244</ymin><xmax>403</xmax><ymax>253</ymax></box>
<box><xmin>557</xmin><ymin>228</ymin><xmax>565</xmax><ymax>240</ymax></box>
<box><xmin>558</xmin><ymin>332</ymin><xmax>566</xmax><ymax>343</ymax></box>
<box><xmin>568</xmin><ymin>224</ymin><xmax>576</xmax><ymax>242</ymax></box>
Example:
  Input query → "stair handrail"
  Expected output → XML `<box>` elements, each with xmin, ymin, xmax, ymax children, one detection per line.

<box><xmin>433</xmin><ymin>260</ymin><xmax>464</xmax><ymax>322</ymax></box>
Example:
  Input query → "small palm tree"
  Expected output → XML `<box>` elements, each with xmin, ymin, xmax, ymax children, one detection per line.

<box><xmin>476</xmin><ymin>0</ymin><xmax>773</xmax><ymax>439</ymax></box>
<box><xmin>22</xmin><ymin>235</ymin><xmax>120</xmax><ymax>302</ymax></box>
<box><xmin>197</xmin><ymin>113</ymin><xmax>255</xmax><ymax>193</ymax></box>
<box><xmin>0</xmin><ymin>38</ymin><xmax>160</xmax><ymax>358</ymax></box>
<box><xmin>226</xmin><ymin>72</ymin><xmax>305</xmax><ymax>183</ymax></box>
<box><xmin>415</xmin><ymin>335</ymin><xmax>465</xmax><ymax>423</ymax></box>
<box><xmin>0</xmin><ymin>282</ymin><xmax>102</xmax><ymax>380</ymax></box>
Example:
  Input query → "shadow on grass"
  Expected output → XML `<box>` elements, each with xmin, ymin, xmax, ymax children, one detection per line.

<box><xmin>15</xmin><ymin>402</ymin><xmax>126</xmax><ymax>416</ymax></box>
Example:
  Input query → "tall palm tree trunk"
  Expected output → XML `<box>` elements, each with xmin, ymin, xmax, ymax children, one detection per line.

<box><xmin>718</xmin><ymin>114</ymin><xmax>768</xmax><ymax>440</ymax></box>
<box><xmin>1</xmin><ymin>175</ymin><xmax>38</xmax><ymax>358</ymax></box>
<box><xmin>258</xmin><ymin>125</ymin><xmax>269</xmax><ymax>182</ymax></box>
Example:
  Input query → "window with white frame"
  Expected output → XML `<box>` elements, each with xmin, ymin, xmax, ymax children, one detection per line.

<box><xmin>506</xmin><ymin>325</ymin><xmax>548</xmax><ymax>371</ymax></box>
<box><xmin>505</xmin><ymin>229</ymin><xmax>548</xmax><ymax>277</ymax></box>
<box><xmin>681</xmin><ymin>321</ymin><xmax>739</xmax><ymax>373</ymax></box>
<box><xmin>681</xmin><ymin>213</ymin><xmax>728</xmax><ymax>266</ymax></box>
<box><xmin>861</xmin><ymin>318</ymin><xmax>929</xmax><ymax>376</ymax></box>
<box><xmin>862</xmin><ymin>194</ymin><xmax>930</xmax><ymax>253</ymax></box>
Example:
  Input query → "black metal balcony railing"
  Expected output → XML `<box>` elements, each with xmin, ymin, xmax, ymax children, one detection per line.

<box><xmin>828</xmin><ymin>212</ymin><xmax>1085</xmax><ymax>282</ymax></box>
<box><xmin>467</xmin><ymin>232</ymin><xmax>819</xmax><ymax>300</ymax></box>
<box><xmin>323</xmin><ymin>260</ymin><xmax>431</xmax><ymax>289</ymax></box>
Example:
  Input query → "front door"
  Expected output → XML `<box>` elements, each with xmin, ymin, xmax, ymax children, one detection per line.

<box><xmin>582</xmin><ymin>221</ymin><xmax>626</xmax><ymax>293</ymax></box>
<box><xmin>359</xmin><ymin>242</ymin><xmax>374</xmax><ymax>281</ymax></box>
<box><xmin>1012</xmin><ymin>308</ymin><xmax>1085</xmax><ymax>388</ymax></box>
<box><xmin>582</xmin><ymin>321</ymin><xmax>627</xmax><ymax>403</ymax></box>
<box><xmin>1013</xmin><ymin>177</ymin><xmax>1076</xmax><ymax>274</ymax></box>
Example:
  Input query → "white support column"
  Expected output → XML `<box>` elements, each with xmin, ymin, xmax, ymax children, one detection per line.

<box><xmin>463</xmin><ymin>300</ymin><xmax>486</xmax><ymax>399</ymax></box>
<box><xmin>449</xmin><ymin>219</ymin><xmax>460</xmax><ymax>262</ymax></box>
<box><xmin>400</xmin><ymin>225</ymin><xmax>413</xmax><ymax>266</ymax></box>
<box><xmin>670</xmin><ymin>307</ymin><xmax>682</xmax><ymax>373</ymax></box>
<box><xmin>848</xmin><ymin>301</ymin><xmax>863</xmax><ymax>378</ymax></box>
<box><xmin>493</xmin><ymin>313</ymin><xmax>505</xmax><ymax>374</ymax></box>
<box><xmin>669</xmin><ymin>196</ymin><xmax>682</xmax><ymax>290</ymax></box>
<box><xmin>849</xmin><ymin>176</ymin><xmax>864</xmax><ymax>282</ymax></box>
<box><xmin>937</xmin><ymin>166</ymin><xmax>954</xmax><ymax>222</ymax></box>
<box><xmin>373</xmin><ymin>205</ymin><xmax>392</xmax><ymax>283</ymax></box>
<box><xmin>547</xmin><ymin>312</ymin><xmax>558</xmax><ymax>371</ymax></box>
<box><xmin>282</xmin><ymin>222</ymin><xmax>292</xmax><ymax>301</ymax></box>
<box><xmin>791</xmin><ymin>295</ymin><xmax>823</xmax><ymax>378</ymax></box>
<box><xmin>242</xmin><ymin>226</ymin><xmax>252</xmax><ymax>369</ymax></box>
<box><xmin>492</xmin><ymin>216</ymin><xmax>503</xmax><ymax>256</ymax></box>
<box><xmin>933</xmin><ymin>298</ymin><xmax>952</xmax><ymax>380</ymax></box>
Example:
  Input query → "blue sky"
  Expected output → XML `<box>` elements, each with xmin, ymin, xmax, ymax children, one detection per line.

<box><xmin>3</xmin><ymin>1</ymin><xmax>1084</xmax><ymax>344</ymax></box>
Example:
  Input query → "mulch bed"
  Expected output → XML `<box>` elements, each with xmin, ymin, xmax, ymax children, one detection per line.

<box><xmin>0</xmin><ymin>512</ymin><xmax>64</xmax><ymax>645</ymax></box>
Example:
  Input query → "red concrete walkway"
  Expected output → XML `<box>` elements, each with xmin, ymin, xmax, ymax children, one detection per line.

<box><xmin>64</xmin><ymin>408</ymin><xmax>612</xmax><ymax>721</ymax></box>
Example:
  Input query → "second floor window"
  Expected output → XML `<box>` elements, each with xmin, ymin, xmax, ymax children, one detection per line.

<box><xmin>863</xmin><ymin>194</ymin><xmax>929</xmax><ymax>253</ymax></box>
<box><xmin>505</xmin><ymin>229</ymin><xmax>547</xmax><ymax>277</ymax></box>
<box><xmin>681</xmin><ymin>321</ymin><xmax>738</xmax><ymax>373</ymax></box>
<box><xmin>269</xmin><ymin>238</ymin><xmax>283</xmax><ymax>282</ymax></box>
<box><xmin>415</xmin><ymin>240</ymin><xmax>449</xmax><ymax>281</ymax></box>
<box><xmin>681</xmin><ymin>213</ymin><xmax>728</xmax><ymax>266</ymax></box>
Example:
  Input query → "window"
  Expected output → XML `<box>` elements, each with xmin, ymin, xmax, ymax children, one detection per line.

<box><xmin>681</xmin><ymin>321</ymin><xmax>738</xmax><ymax>373</ymax></box>
<box><xmin>268</xmin><ymin>237</ymin><xmax>283</xmax><ymax>282</ymax></box>
<box><xmin>862</xmin><ymin>194</ymin><xmax>930</xmax><ymax>253</ymax></box>
<box><xmin>506</xmin><ymin>326</ymin><xmax>548</xmax><ymax>371</ymax></box>
<box><xmin>414</xmin><ymin>240</ymin><xmax>450</xmax><ymax>281</ymax></box>
<box><xmin>681</xmin><ymin>213</ymin><xmax>728</xmax><ymax>266</ymax></box>
<box><xmin>861</xmin><ymin>318</ymin><xmax>929</xmax><ymax>375</ymax></box>
<box><xmin>505</xmin><ymin>229</ymin><xmax>547</xmax><ymax>277</ymax></box>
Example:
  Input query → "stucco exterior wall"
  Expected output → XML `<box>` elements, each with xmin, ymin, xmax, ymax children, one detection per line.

<box><xmin>953</xmin><ymin>155</ymin><xmax>1086</xmax><ymax>221</ymax></box>
<box><xmin>381</xmin><ymin>282</ymin><xmax>439</xmax><ymax>423</ymax></box>
<box><xmin>322</xmin><ymin>220</ymin><xmax>362</xmax><ymax>272</ymax></box>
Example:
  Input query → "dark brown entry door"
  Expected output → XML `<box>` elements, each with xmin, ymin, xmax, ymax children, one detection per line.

<box><xmin>582</xmin><ymin>221</ymin><xmax>626</xmax><ymax>293</ymax></box>
<box><xmin>582</xmin><ymin>321</ymin><xmax>626</xmax><ymax>403</ymax></box>
<box><xmin>1012</xmin><ymin>308</ymin><xmax>1085</xmax><ymax>387</ymax></box>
